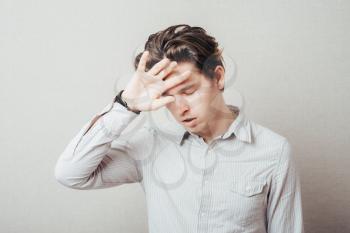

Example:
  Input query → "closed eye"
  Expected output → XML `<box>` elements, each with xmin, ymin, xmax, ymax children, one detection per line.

<box><xmin>181</xmin><ymin>85</ymin><xmax>197</xmax><ymax>95</ymax></box>
<box><xmin>184</xmin><ymin>89</ymin><xmax>195</xmax><ymax>95</ymax></box>
<box><xmin>163</xmin><ymin>84</ymin><xmax>197</xmax><ymax>96</ymax></box>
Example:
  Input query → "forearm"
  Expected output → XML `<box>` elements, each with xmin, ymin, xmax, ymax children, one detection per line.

<box><xmin>54</xmin><ymin>101</ymin><xmax>140</xmax><ymax>189</ymax></box>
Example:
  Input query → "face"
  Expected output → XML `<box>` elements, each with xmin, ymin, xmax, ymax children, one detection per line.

<box><xmin>162</xmin><ymin>62</ymin><xmax>224</xmax><ymax>136</ymax></box>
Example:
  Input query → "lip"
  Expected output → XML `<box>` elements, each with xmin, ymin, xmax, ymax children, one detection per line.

<box><xmin>182</xmin><ymin>117</ymin><xmax>197</xmax><ymax>126</ymax></box>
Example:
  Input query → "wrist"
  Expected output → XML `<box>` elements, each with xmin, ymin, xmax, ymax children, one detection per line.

<box><xmin>120</xmin><ymin>90</ymin><xmax>127</xmax><ymax>102</ymax></box>
<box><xmin>115</xmin><ymin>90</ymin><xmax>141</xmax><ymax>114</ymax></box>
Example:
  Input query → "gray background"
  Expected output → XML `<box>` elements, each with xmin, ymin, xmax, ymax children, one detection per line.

<box><xmin>1</xmin><ymin>0</ymin><xmax>349</xmax><ymax>232</ymax></box>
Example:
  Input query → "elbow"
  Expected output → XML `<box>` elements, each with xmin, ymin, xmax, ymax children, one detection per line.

<box><xmin>54</xmin><ymin>160</ymin><xmax>89</xmax><ymax>190</ymax></box>
<box><xmin>54</xmin><ymin>162</ymin><xmax>75</xmax><ymax>189</ymax></box>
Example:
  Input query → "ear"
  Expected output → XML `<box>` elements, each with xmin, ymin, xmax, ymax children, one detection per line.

<box><xmin>213</xmin><ymin>65</ymin><xmax>225</xmax><ymax>91</ymax></box>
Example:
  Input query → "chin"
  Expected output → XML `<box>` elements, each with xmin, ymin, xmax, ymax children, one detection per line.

<box><xmin>185</xmin><ymin>122</ymin><xmax>202</xmax><ymax>133</ymax></box>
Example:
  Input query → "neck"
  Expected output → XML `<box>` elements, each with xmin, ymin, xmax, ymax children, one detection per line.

<box><xmin>200</xmin><ymin>102</ymin><xmax>237</xmax><ymax>144</ymax></box>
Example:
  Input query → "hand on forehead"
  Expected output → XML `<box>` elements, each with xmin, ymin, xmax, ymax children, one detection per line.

<box><xmin>163</xmin><ymin>63</ymin><xmax>199</xmax><ymax>95</ymax></box>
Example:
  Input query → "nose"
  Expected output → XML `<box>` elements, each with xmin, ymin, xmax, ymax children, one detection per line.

<box><xmin>174</xmin><ymin>95</ymin><xmax>189</xmax><ymax>115</ymax></box>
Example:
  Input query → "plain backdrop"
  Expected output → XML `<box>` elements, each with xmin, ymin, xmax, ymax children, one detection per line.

<box><xmin>1</xmin><ymin>0</ymin><xmax>349</xmax><ymax>233</ymax></box>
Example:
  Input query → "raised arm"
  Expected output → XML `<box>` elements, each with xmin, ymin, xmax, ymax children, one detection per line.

<box><xmin>54</xmin><ymin>50</ymin><xmax>192</xmax><ymax>190</ymax></box>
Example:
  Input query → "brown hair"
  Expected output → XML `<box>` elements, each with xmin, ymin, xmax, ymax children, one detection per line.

<box><xmin>134</xmin><ymin>24</ymin><xmax>225</xmax><ymax>80</ymax></box>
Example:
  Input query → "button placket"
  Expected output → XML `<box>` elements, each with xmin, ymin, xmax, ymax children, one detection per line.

<box><xmin>197</xmin><ymin>146</ymin><xmax>213</xmax><ymax>233</ymax></box>
<box><xmin>195</xmin><ymin>138</ymin><xmax>221</xmax><ymax>233</ymax></box>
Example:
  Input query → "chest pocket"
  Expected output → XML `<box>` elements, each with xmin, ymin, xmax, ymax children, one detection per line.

<box><xmin>224</xmin><ymin>180</ymin><xmax>267</xmax><ymax>226</ymax></box>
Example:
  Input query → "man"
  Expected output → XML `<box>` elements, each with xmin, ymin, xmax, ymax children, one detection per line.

<box><xmin>55</xmin><ymin>24</ymin><xmax>304</xmax><ymax>233</ymax></box>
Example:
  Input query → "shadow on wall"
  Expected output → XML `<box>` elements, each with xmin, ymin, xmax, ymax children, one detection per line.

<box><xmin>296</xmin><ymin>136</ymin><xmax>349</xmax><ymax>233</ymax></box>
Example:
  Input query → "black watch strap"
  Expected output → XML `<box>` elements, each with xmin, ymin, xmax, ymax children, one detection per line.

<box><xmin>113</xmin><ymin>90</ymin><xmax>141</xmax><ymax>114</ymax></box>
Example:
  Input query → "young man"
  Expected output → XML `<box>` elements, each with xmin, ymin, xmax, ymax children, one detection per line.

<box><xmin>55</xmin><ymin>24</ymin><xmax>304</xmax><ymax>233</ymax></box>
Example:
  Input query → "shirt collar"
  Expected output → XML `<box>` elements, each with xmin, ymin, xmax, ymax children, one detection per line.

<box><xmin>176</xmin><ymin>105</ymin><xmax>253</xmax><ymax>145</ymax></box>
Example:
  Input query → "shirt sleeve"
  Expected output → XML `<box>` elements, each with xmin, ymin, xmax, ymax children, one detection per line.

<box><xmin>54</xmin><ymin>100</ymin><xmax>143</xmax><ymax>190</ymax></box>
<box><xmin>266</xmin><ymin>140</ymin><xmax>304</xmax><ymax>233</ymax></box>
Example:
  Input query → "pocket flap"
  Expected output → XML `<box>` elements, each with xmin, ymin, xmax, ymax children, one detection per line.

<box><xmin>231</xmin><ymin>181</ymin><xmax>266</xmax><ymax>197</ymax></box>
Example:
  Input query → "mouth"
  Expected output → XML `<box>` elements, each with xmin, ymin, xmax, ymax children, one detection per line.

<box><xmin>182</xmin><ymin>117</ymin><xmax>197</xmax><ymax>125</ymax></box>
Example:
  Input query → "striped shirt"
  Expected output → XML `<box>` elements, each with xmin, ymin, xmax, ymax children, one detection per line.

<box><xmin>55</xmin><ymin>99</ymin><xmax>304</xmax><ymax>233</ymax></box>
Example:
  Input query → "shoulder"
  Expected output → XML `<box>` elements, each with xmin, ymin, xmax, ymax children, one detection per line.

<box><xmin>248</xmin><ymin>119</ymin><xmax>293</xmax><ymax>163</ymax></box>
<box><xmin>248</xmin><ymin>120</ymin><xmax>297</xmax><ymax>178</ymax></box>
<box><xmin>250</xmin><ymin>120</ymin><xmax>288</xmax><ymax>145</ymax></box>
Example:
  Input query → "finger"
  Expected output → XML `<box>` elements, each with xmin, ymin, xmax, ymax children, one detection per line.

<box><xmin>147</xmin><ymin>57</ymin><xmax>171</xmax><ymax>76</ymax></box>
<box><xmin>155</xmin><ymin>61</ymin><xmax>177</xmax><ymax>80</ymax></box>
<box><xmin>137</xmin><ymin>51</ymin><xmax>149</xmax><ymax>72</ymax></box>
<box><xmin>151</xmin><ymin>96</ymin><xmax>175</xmax><ymax>110</ymax></box>
<box><xmin>161</xmin><ymin>70</ymin><xmax>191</xmax><ymax>93</ymax></box>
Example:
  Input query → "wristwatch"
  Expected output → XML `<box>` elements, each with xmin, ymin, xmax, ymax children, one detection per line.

<box><xmin>113</xmin><ymin>90</ymin><xmax>141</xmax><ymax>114</ymax></box>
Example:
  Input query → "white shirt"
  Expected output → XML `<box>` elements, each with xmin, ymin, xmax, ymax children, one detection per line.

<box><xmin>55</xmin><ymin>99</ymin><xmax>304</xmax><ymax>233</ymax></box>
